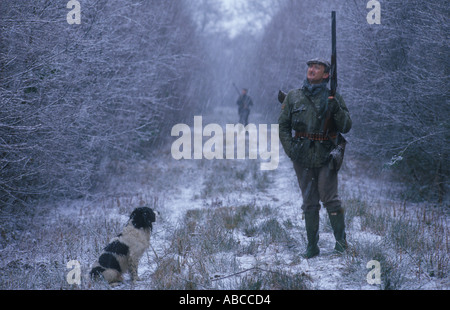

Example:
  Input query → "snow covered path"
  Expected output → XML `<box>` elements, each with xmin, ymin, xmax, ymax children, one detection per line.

<box><xmin>2</xmin><ymin>103</ymin><xmax>447</xmax><ymax>290</ymax></box>
<box><xmin>118</xmin><ymin>105</ymin><xmax>390</xmax><ymax>290</ymax></box>
<box><xmin>104</xmin><ymin>104</ymin><xmax>447</xmax><ymax>290</ymax></box>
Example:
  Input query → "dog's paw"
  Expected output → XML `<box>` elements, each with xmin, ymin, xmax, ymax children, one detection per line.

<box><xmin>110</xmin><ymin>281</ymin><xmax>122</xmax><ymax>288</ymax></box>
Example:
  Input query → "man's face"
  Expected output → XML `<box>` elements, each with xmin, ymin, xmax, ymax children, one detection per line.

<box><xmin>242</xmin><ymin>89</ymin><xmax>247</xmax><ymax>95</ymax></box>
<box><xmin>307</xmin><ymin>63</ymin><xmax>329</xmax><ymax>84</ymax></box>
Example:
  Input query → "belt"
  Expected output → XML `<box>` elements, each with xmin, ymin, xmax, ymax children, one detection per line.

<box><xmin>294</xmin><ymin>131</ymin><xmax>337</xmax><ymax>141</ymax></box>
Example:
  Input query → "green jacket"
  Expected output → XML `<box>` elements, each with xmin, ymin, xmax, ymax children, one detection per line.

<box><xmin>278</xmin><ymin>86</ymin><xmax>352</xmax><ymax>168</ymax></box>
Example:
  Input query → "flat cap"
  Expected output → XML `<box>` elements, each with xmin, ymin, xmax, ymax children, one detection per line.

<box><xmin>307</xmin><ymin>58</ymin><xmax>331</xmax><ymax>71</ymax></box>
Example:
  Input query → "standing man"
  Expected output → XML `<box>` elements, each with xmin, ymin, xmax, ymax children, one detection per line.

<box><xmin>278</xmin><ymin>58</ymin><xmax>352</xmax><ymax>259</ymax></box>
<box><xmin>236</xmin><ymin>88</ymin><xmax>253</xmax><ymax>126</ymax></box>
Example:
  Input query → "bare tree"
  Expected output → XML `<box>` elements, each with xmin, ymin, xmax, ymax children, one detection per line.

<box><xmin>0</xmin><ymin>0</ymin><xmax>202</xmax><ymax>206</ymax></box>
<box><xmin>340</xmin><ymin>0</ymin><xmax>449</xmax><ymax>201</ymax></box>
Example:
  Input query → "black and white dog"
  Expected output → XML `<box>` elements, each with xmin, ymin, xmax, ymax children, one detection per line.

<box><xmin>90</xmin><ymin>207</ymin><xmax>157</xmax><ymax>286</ymax></box>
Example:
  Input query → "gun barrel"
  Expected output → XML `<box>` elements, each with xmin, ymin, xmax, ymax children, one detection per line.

<box><xmin>232</xmin><ymin>83</ymin><xmax>241</xmax><ymax>95</ymax></box>
<box><xmin>330</xmin><ymin>11</ymin><xmax>337</xmax><ymax>97</ymax></box>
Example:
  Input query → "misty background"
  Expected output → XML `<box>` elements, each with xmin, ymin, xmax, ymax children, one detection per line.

<box><xmin>1</xmin><ymin>0</ymin><xmax>448</xmax><ymax>208</ymax></box>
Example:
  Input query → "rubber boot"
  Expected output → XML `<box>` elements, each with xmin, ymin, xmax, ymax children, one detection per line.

<box><xmin>328</xmin><ymin>207</ymin><xmax>348</xmax><ymax>253</ymax></box>
<box><xmin>302</xmin><ymin>210</ymin><xmax>320</xmax><ymax>259</ymax></box>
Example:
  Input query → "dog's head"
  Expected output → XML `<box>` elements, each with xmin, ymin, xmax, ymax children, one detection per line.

<box><xmin>130</xmin><ymin>207</ymin><xmax>157</xmax><ymax>230</ymax></box>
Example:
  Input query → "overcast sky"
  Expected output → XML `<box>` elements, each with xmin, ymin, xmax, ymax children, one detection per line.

<box><xmin>214</xmin><ymin>0</ymin><xmax>273</xmax><ymax>38</ymax></box>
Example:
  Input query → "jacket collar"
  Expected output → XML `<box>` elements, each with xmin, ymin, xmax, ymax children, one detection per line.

<box><xmin>302</xmin><ymin>79</ymin><xmax>328</xmax><ymax>97</ymax></box>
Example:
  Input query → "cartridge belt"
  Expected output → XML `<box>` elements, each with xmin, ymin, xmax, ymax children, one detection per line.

<box><xmin>294</xmin><ymin>131</ymin><xmax>337</xmax><ymax>141</ymax></box>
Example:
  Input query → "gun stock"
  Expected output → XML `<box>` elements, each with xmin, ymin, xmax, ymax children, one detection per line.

<box><xmin>278</xmin><ymin>90</ymin><xmax>286</xmax><ymax>104</ymax></box>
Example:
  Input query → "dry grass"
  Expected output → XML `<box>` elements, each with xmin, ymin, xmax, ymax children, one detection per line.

<box><xmin>0</xmin><ymin>157</ymin><xmax>448</xmax><ymax>290</ymax></box>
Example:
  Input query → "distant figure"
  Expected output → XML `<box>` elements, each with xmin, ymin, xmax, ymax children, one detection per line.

<box><xmin>236</xmin><ymin>88</ymin><xmax>253</xmax><ymax>126</ymax></box>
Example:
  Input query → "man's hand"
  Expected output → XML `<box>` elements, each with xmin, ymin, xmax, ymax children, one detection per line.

<box><xmin>328</xmin><ymin>96</ymin><xmax>340</xmax><ymax>114</ymax></box>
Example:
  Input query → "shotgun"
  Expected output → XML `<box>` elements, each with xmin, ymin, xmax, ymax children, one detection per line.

<box><xmin>322</xmin><ymin>11</ymin><xmax>338</xmax><ymax>132</ymax></box>
<box><xmin>326</xmin><ymin>11</ymin><xmax>347</xmax><ymax>171</ymax></box>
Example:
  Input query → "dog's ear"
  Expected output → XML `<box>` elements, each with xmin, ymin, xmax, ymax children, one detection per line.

<box><xmin>130</xmin><ymin>208</ymin><xmax>144</xmax><ymax>228</ymax></box>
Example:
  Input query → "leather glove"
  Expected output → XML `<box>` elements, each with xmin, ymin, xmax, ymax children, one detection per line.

<box><xmin>327</xmin><ymin>96</ymin><xmax>340</xmax><ymax>114</ymax></box>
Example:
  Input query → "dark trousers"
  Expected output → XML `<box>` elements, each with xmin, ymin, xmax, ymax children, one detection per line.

<box><xmin>238</xmin><ymin>109</ymin><xmax>250</xmax><ymax>126</ymax></box>
<box><xmin>293</xmin><ymin>162</ymin><xmax>342</xmax><ymax>213</ymax></box>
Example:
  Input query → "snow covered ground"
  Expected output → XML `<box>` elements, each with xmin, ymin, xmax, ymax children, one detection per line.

<box><xmin>0</xmin><ymin>104</ymin><xmax>448</xmax><ymax>290</ymax></box>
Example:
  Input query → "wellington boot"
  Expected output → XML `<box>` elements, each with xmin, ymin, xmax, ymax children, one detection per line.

<box><xmin>302</xmin><ymin>210</ymin><xmax>320</xmax><ymax>259</ymax></box>
<box><xmin>328</xmin><ymin>208</ymin><xmax>348</xmax><ymax>254</ymax></box>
